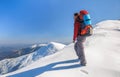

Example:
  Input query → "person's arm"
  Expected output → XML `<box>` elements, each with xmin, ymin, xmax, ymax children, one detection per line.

<box><xmin>73</xmin><ymin>22</ymin><xmax>79</xmax><ymax>42</ymax></box>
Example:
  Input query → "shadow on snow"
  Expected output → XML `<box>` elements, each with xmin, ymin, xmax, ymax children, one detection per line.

<box><xmin>8</xmin><ymin>59</ymin><xmax>81</xmax><ymax>77</ymax></box>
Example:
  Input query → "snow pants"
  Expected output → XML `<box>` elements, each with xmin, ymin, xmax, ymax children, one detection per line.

<box><xmin>74</xmin><ymin>35</ymin><xmax>86</xmax><ymax>65</ymax></box>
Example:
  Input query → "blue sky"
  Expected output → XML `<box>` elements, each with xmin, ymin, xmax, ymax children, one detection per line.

<box><xmin>0</xmin><ymin>0</ymin><xmax>120</xmax><ymax>45</ymax></box>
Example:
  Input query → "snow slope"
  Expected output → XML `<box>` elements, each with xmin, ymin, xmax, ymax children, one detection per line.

<box><xmin>2</xmin><ymin>20</ymin><xmax>120</xmax><ymax>77</ymax></box>
<box><xmin>0</xmin><ymin>42</ymin><xmax>65</xmax><ymax>75</ymax></box>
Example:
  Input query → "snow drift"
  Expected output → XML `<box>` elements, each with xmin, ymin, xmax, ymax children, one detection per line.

<box><xmin>1</xmin><ymin>20</ymin><xmax>120</xmax><ymax>77</ymax></box>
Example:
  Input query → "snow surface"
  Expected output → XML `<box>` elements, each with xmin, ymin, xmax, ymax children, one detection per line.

<box><xmin>31</xmin><ymin>44</ymin><xmax>38</xmax><ymax>49</ymax></box>
<box><xmin>1</xmin><ymin>20</ymin><xmax>120</xmax><ymax>77</ymax></box>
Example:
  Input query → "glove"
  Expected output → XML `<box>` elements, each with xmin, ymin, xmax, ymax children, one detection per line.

<box><xmin>73</xmin><ymin>40</ymin><xmax>75</xmax><ymax>43</ymax></box>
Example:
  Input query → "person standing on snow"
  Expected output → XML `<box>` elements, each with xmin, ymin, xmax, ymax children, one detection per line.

<box><xmin>73</xmin><ymin>10</ymin><xmax>92</xmax><ymax>66</ymax></box>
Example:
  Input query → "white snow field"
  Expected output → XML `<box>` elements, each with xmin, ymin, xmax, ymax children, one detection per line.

<box><xmin>1</xmin><ymin>20</ymin><xmax>120</xmax><ymax>77</ymax></box>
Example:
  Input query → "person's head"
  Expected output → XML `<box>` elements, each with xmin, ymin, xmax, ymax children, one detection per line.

<box><xmin>74</xmin><ymin>13</ymin><xmax>79</xmax><ymax>20</ymax></box>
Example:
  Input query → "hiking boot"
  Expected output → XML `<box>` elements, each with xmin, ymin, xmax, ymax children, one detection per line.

<box><xmin>81</xmin><ymin>63</ymin><xmax>86</xmax><ymax>66</ymax></box>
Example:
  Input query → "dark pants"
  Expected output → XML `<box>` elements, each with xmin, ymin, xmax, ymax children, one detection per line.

<box><xmin>74</xmin><ymin>35</ymin><xmax>86</xmax><ymax>65</ymax></box>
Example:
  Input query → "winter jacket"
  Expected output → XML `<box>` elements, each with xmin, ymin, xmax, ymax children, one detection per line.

<box><xmin>73</xmin><ymin>10</ymin><xmax>89</xmax><ymax>41</ymax></box>
<box><xmin>73</xmin><ymin>18</ymin><xmax>81</xmax><ymax>41</ymax></box>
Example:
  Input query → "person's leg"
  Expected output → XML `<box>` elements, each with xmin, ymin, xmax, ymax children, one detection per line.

<box><xmin>74</xmin><ymin>42</ymin><xmax>79</xmax><ymax>57</ymax></box>
<box><xmin>77</xmin><ymin>36</ymin><xmax>86</xmax><ymax>66</ymax></box>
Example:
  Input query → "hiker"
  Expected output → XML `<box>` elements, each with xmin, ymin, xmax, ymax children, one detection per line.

<box><xmin>73</xmin><ymin>10</ymin><xmax>92</xmax><ymax>66</ymax></box>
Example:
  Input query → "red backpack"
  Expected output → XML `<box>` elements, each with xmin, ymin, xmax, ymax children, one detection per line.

<box><xmin>79</xmin><ymin>10</ymin><xmax>93</xmax><ymax>36</ymax></box>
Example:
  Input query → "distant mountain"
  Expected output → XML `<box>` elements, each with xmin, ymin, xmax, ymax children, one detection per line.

<box><xmin>0</xmin><ymin>47</ymin><xmax>15</xmax><ymax>60</ymax></box>
<box><xmin>0</xmin><ymin>44</ymin><xmax>31</xmax><ymax>61</ymax></box>
<box><xmin>6</xmin><ymin>44</ymin><xmax>45</xmax><ymax>58</ymax></box>
<box><xmin>0</xmin><ymin>42</ymin><xmax>65</xmax><ymax>75</ymax></box>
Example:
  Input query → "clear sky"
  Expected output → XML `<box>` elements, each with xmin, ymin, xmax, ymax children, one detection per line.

<box><xmin>0</xmin><ymin>0</ymin><xmax>120</xmax><ymax>45</ymax></box>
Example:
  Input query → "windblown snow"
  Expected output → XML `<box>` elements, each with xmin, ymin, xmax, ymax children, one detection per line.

<box><xmin>1</xmin><ymin>20</ymin><xmax>120</xmax><ymax>77</ymax></box>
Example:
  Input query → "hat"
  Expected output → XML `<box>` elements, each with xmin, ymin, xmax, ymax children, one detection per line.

<box><xmin>74</xmin><ymin>13</ymin><xmax>78</xmax><ymax>16</ymax></box>
<box><xmin>80</xmin><ymin>10</ymin><xmax>88</xmax><ymax>15</ymax></box>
